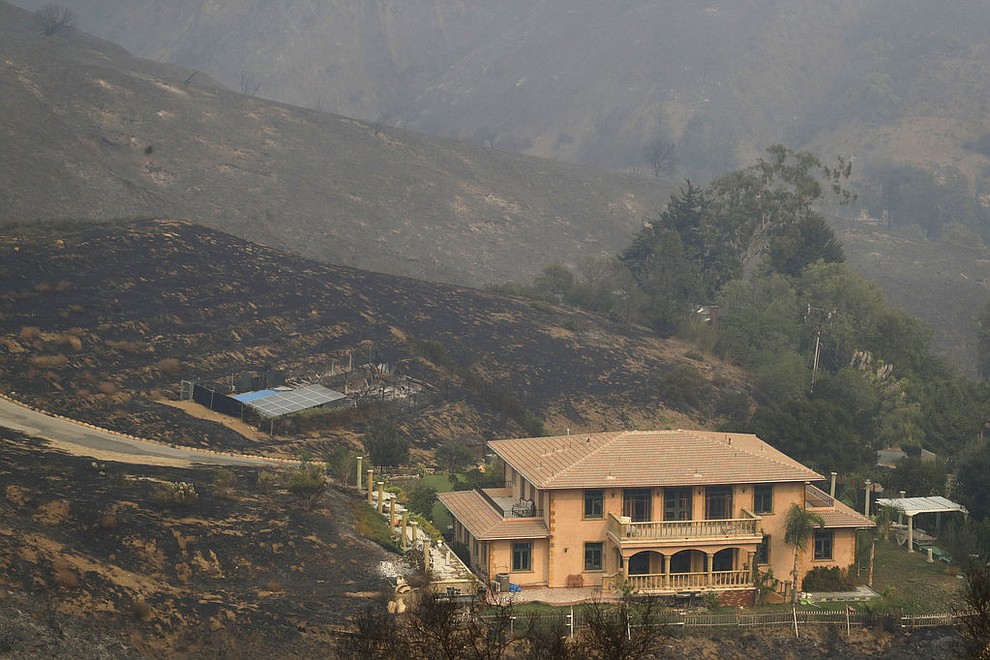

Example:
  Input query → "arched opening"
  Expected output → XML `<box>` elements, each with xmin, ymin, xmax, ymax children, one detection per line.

<box><xmin>670</xmin><ymin>549</ymin><xmax>705</xmax><ymax>574</ymax></box>
<box><xmin>627</xmin><ymin>550</ymin><xmax>664</xmax><ymax>575</ymax></box>
<box><xmin>712</xmin><ymin>548</ymin><xmax>735</xmax><ymax>572</ymax></box>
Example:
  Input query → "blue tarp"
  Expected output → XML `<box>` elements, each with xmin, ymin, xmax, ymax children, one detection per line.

<box><xmin>508</xmin><ymin>583</ymin><xmax>522</xmax><ymax>593</ymax></box>
<box><xmin>232</xmin><ymin>389</ymin><xmax>279</xmax><ymax>403</ymax></box>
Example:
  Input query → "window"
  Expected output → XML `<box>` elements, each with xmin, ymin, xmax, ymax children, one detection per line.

<box><xmin>584</xmin><ymin>542</ymin><xmax>603</xmax><ymax>571</ymax></box>
<box><xmin>756</xmin><ymin>535</ymin><xmax>770</xmax><ymax>564</ymax></box>
<box><xmin>753</xmin><ymin>484</ymin><xmax>773</xmax><ymax>514</ymax></box>
<box><xmin>584</xmin><ymin>489</ymin><xmax>604</xmax><ymax>519</ymax></box>
<box><xmin>813</xmin><ymin>529</ymin><xmax>833</xmax><ymax>560</ymax></box>
<box><xmin>705</xmin><ymin>486</ymin><xmax>733</xmax><ymax>520</ymax></box>
<box><xmin>623</xmin><ymin>488</ymin><xmax>652</xmax><ymax>522</ymax></box>
<box><xmin>512</xmin><ymin>542</ymin><xmax>532</xmax><ymax>571</ymax></box>
<box><xmin>663</xmin><ymin>487</ymin><xmax>692</xmax><ymax>521</ymax></box>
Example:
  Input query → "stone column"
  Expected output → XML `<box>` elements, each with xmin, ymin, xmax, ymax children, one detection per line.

<box><xmin>401</xmin><ymin>511</ymin><xmax>408</xmax><ymax>551</ymax></box>
<box><xmin>389</xmin><ymin>499</ymin><xmax>397</xmax><ymax>530</ymax></box>
<box><xmin>706</xmin><ymin>551</ymin><xmax>714</xmax><ymax>589</ymax></box>
<box><xmin>864</xmin><ymin>480</ymin><xmax>872</xmax><ymax>517</ymax></box>
<box><xmin>377</xmin><ymin>481</ymin><xmax>385</xmax><ymax>514</ymax></box>
<box><xmin>829</xmin><ymin>472</ymin><xmax>837</xmax><ymax>498</ymax></box>
<box><xmin>423</xmin><ymin>538</ymin><xmax>431</xmax><ymax>572</ymax></box>
<box><xmin>410</xmin><ymin>521</ymin><xmax>419</xmax><ymax>548</ymax></box>
<box><xmin>366</xmin><ymin>470</ymin><xmax>374</xmax><ymax>506</ymax></box>
<box><xmin>356</xmin><ymin>456</ymin><xmax>363</xmax><ymax>492</ymax></box>
<box><xmin>907</xmin><ymin>514</ymin><xmax>915</xmax><ymax>553</ymax></box>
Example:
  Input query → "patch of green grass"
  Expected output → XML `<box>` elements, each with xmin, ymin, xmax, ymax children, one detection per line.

<box><xmin>418</xmin><ymin>472</ymin><xmax>455</xmax><ymax>493</ymax></box>
<box><xmin>350</xmin><ymin>498</ymin><xmax>401</xmax><ymax>553</ymax></box>
<box><xmin>869</xmin><ymin>538</ymin><xmax>964</xmax><ymax>613</ymax></box>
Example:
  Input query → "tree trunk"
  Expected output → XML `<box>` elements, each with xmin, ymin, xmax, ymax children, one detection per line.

<box><xmin>792</xmin><ymin>548</ymin><xmax>800</xmax><ymax>604</ymax></box>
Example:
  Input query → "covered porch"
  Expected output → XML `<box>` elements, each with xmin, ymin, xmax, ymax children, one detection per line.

<box><xmin>601</xmin><ymin>544</ymin><xmax>758</xmax><ymax>595</ymax></box>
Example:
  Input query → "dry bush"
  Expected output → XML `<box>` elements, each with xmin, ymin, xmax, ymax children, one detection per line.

<box><xmin>97</xmin><ymin>381</ymin><xmax>117</xmax><ymax>395</ymax></box>
<box><xmin>132</xmin><ymin>599</ymin><xmax>153</xmax><ymax>622</ymax></box>
<box><xmin>97</xmin><ymin>512</ymin><xmax>117</xmax><ymax>531</ymax></box>
<box><xmin>30</xmin><ymin>354</ymin><xmax>68</xmax><ymax>368</ymax></box>
<box><xmin>19</xmin><ymin>326</ymin><xmax>41</xmax><ymax>342</ymax></box>
<box><xmin>37</xmin><ymin>4</ymin><xmax>76</xmax><ymax>36</ymax></box>
<box><xmin>157</xmin><ymin>358</ymin><xmax>181</xmax><ymax>376</ymax></box>
<box><xmin>53</xmin><ymin>564</ymin><xmax>79</xmax><ymax>589</ymax></box>
<box><xmin>56</xmin><ymin>333</ymin><xmax>83</xmax><ymax>351</ymax></box>
<box><xmin>75</xmin><ymin>387</ymin><xmax>91</xmax><ymax>398</ymax></box>
<box><xmin>255</xmin><ymin>470</ymin><xmax>280</xmax><ymax>493</ymax></box>
<box><xmin>107</xmin><ymin>340</ymin><xmax>141</xmax><ymax>353</ymax></box>
<box><xmin>213</xmin><ymin>468</ymin><xmax>238</xmax><ymax>498</ymax></box>
<box><xmin>55</xmin><ymin>280</ymin><xmax>70</xmax><ymax>292</ymax></box>
<box><xmin>153</xmin><ymin>481</ymin><xmax>198</xmax><ymax>508</ymax></box>
<box><xmin>33</xmin><ymin>282</ymin><xmax>53</xmax><ymax>294</ymax></box>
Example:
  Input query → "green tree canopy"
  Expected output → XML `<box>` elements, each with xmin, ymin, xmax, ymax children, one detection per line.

<box><xmin>435</xmin><ymin>440</ymin><xmax>475</xmax><ymax>472</ymax></box>
<box><xmin>407</xmin><ymin>485</ymin><xmax>438</xmax><ymax>518</ymax></box>
<box><xmin>363</xmin><ymin>418</ymin><xmax>409</xmax><ymax>468</ymax></box>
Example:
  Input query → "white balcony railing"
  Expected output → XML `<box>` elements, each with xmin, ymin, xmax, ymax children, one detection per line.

<box><xmin>603</xmin><ymin>569</ymin><xmax>752</xmax><ymax>593</ymax></box>
<box><xmin>606</xmin><ymin>511</ymin><xmax>760</xmax><ymax>543</ymax></box>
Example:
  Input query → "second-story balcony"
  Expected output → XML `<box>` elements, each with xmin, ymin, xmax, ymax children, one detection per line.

<box><xmin>606</xmin><ymin>510</ymin><xmax>761</xmax><ymax>548</ymax></box>
<box><xmin>476</xmin><ymin>487</ymin><xmax>544</xmax><ymax>519</ymax></box>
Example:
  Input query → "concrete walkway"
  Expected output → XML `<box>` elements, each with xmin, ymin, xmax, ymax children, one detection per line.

<box><xmin>805</xmin><ymin>585</ymin><xmax>879</xmax><ymax>603</ymax></box>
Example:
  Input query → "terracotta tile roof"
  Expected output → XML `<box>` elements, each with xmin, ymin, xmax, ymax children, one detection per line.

<box><xmin>806</xmin><ymin>485</ymin><xmax>875</xmax><ymax>529</ymax></box>
<box><xmin>438</xmin><ymin>490</ymin><xmax>550</xmax><ymax>541</ymax></box>
<box><xmin>489</xmin><ymin>430</ymin><xmax>823</xmax><ymax>490</ymax></box>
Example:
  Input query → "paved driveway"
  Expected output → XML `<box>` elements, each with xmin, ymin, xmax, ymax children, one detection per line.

<box><xmin>0</xmin><ymin>395</ymin><xmax>280</xmax><ymax>467</ymax></box>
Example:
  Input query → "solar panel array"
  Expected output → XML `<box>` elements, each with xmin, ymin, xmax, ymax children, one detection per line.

<box><xmin>244</xmin><ymin>384</ymin><xmax>346</xmax><ymax>418</ymax></box>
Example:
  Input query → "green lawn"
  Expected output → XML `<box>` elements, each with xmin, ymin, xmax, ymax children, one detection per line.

<box><xmin>869</xmin><ymin>538</ymin><xmax>966</xmax><ymax>613</ymax></box>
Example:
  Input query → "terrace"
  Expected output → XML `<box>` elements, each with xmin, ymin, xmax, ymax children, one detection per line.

<box><xmin>605</xmin><ymin>510</ymin><xmax>762</xmax><ymax>548</ymax></box>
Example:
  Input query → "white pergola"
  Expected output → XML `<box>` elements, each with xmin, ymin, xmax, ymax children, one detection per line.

<box><xmin>874</xmin><ymin>496</ymin><xmax>968</xmax><ymax>552</ymax></box>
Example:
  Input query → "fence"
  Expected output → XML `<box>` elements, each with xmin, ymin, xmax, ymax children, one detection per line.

<box><xmin>480</xmin><ymin>608</ymin><xmax>963</xmax><ymax>636</ymax></box>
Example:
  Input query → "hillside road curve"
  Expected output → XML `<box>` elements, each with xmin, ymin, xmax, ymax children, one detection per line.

<box><xmin>0</xmin><ymin>396</ymin><xmax>282</xmax><ymax>467</ymax></box>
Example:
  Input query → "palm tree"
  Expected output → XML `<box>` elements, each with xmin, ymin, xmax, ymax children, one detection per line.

<box><xmin>784</xmin><ymin>503</ymin><xmax>826</xmax><ymax>603</ymax></box>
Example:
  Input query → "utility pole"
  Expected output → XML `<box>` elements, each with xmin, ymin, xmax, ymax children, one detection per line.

<box><xmin>806</xmin><ymin>305</ymin><xmax>834</xmax><ymax>392</ymax></box>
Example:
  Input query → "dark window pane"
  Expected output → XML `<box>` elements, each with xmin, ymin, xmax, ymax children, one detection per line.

<box><xmin>584</xmin><ymin>542</ymin><xmax>603</xmax><ymax>571</ymax></box>
<box><xmin>512</xmin><ymin>542</ymin><xmax>532</xmax><ymax>571</ymax></box>
<box><xmin>664</xmin><ymin>487</ymin><xmax>692</xmax><ymax>521</ymax></box>
<box><xmin>705</xmin><ymin>486</ymin><xmax>733</xmax><ymax>520</ymax></box>
<box><xmin>623</xmin><ymin>488</ymin><xmax>652</xmax><ymax>522</ymax></box>
<box><xmin>584</xmin><ymin>489</ymin><xmax>604</xmax><ymax>519</ymax></box>
<box><xmin>813</xmin><ymin>530</ymin><xmax>833</xmax><ymax>560</ymax></box>
<box><xmin>754</xmin><ymin>485</ymin><xmax>773</xmax><ymax>514</ymax></box>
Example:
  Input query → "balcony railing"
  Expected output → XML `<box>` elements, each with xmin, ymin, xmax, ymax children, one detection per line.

<box><xmin>603</xmin><ymin>569</ymin><xmax>752</xmax><ymax>593</ymax></box>
<box><xmin>475</xmin><ymin>487</ymin><xmax>543</xmax><ymax>519</ymax></box>
<box><xmin>805</xmin><ymin>484</ymin><xmax>834</xmax><ymax>508</ymax></box>
<box><xmin>606</xmin><ymin>511</ymin><xmax>760</xmax><ymax>543</ymax></box>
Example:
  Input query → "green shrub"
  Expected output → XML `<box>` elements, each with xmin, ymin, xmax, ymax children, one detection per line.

<box><xmin>801</xmin><ymin>565</ymin><xmax>852</xmax><ymax>592</ymax></box>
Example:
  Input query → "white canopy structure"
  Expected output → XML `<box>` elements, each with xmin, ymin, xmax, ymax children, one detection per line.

<box><xmin>874</xmin><ymin>496</ymin><xmax>968</xmax><ymax>553</ymax></box>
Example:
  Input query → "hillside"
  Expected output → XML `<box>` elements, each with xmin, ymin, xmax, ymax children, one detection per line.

<box><xmin>14</xmin><ymin>0</ymin><xmax>990</xmax><ymax>182</ymax></box>
<box><xmin>0</xmin><ymin>219</ymin><xmax>749</xmax><ymax>454</ymax></box>
<box><xmin>0</xmin><ymin>1</ymin><xmax>667</xmax><ymax>289</ymax></box>
<box><xmin>0</xmin><ymin>428</ymin><xmax>394</xmax><ymax>658</ymax></box>
<box><xmin>3</xmin><ymin>0</ymin><xmax>990</xmax><ymax>374</ymax></box>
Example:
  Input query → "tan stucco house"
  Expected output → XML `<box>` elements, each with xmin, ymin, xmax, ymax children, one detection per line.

<box><xmin>439</xmin><ymin>430</ymin><xmax>873</xmax><ymax>604</ymax></box>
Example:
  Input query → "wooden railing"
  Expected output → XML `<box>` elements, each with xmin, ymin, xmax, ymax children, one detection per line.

<box><xmin>606</xmin><ymin>511</ymin><xmax>760</xmax><ymax>542</ymax></box>
<box><xmin>603</xmin><ymin>569</ymin><xmax>752</xmax><ymax>593</ymax></box>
